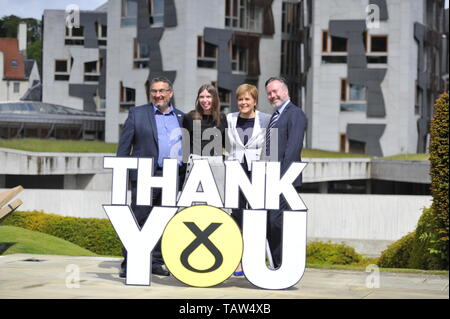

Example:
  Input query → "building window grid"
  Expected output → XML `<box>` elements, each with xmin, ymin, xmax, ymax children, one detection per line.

<box><xmin>148</xmin><ymin>0</ymin><xmax>164</xmax><ymax>26</ymax></box>
<box><xmin>230</xmin><ymin>43</ymin><xmax>248</xmax><ymax>74</ymax></box>
<box><xmin>321</xmin><ymin>30</ymin><xmax>388</xmax><ymax>54</ymax></box>
<box><xmin>119</xmin><ymin>81</ymin><xmax>136</xmax><ymax>112</ymax></box>
<box><xmin>197</xmin><ymin>36</ymin><xmax>218</xmax><ymax>69</ymax></box>
<box><xmin>133</xmin><ymin>38</ymin><xmax>150</xmax><ymax>69</ymax></box>
<box><xmin>340</xmin><ymin>78</ymin><xmax>368</xmax><ymax>112</ymax></box>
<box><xmin>281</xmin><ymin>40</ymin><xmax>299</xmax><ymax>77</ymax></box>
<box><xmin>121</xmin><ymin>0</ymin><xmax>164</xmax><ymax>26</ymax></box>
<box><xmin>84</xmin><ymin>60</ymin><xmax>101</xmax><ymax>82</ymax></box>
<box><xmin>54</xmin><ymin>59</ymin><xmax>70</xmax><ymax>81</ymax></box>
<box><xmin>225</xmin><ymin>0</ymin><xmax>263</xmax><ymax>33</ymax></box>
<box><xmin>13</xmin><ymin>82</ymin><xmax>20</xmax><ymax>93</ymax></box>
<box><xmin>282</xmin><ymin>2</ymin><xmax>301</xmax><ymax>34</ymax></box>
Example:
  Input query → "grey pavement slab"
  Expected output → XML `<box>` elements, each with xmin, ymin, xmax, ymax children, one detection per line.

<box><xmin>0</xmin><ymin>254</ymin><xmax>448</xmax><ymax>299</ymax></box>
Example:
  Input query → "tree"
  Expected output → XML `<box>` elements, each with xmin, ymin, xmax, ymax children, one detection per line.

<box><xmin>0</xmin><ymin>15</ymin><xmax>41</xmax><ymax>43</ymax></box>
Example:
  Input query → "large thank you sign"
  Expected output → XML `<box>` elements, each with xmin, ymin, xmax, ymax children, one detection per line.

<box><xmin>103</xmin><ymin>157</ymin><xmax>308</xmax><ymax>290</ymax></box>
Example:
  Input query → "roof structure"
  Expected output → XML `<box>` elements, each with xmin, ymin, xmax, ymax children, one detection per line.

<box><xmin>0</xmin><ymin>38</ymin><xmax>26</xmax><ymax>80</ymax></box>
<box><xmin>0</xmin><ymin>101</ymin><xmax>105</xmax><ymax>140</ymax></box>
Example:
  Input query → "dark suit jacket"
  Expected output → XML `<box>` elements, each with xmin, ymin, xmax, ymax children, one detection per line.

<box><xmin>269</xmin><ymin>101</ymin><xmax>307</xmax><ymax>187</ymax></box>
<box><xmin>116</xmin><ymin>103</ymin><xmax>185</xmax><ymax>182</ymax></box>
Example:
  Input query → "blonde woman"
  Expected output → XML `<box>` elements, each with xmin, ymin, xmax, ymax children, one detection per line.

<box><xmin>226</xmin><ymin>83</ymin><xmax>271</xmax><ymax>275</ymax></box>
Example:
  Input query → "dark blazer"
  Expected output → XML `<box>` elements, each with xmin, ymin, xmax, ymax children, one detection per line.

<box><xmin>268</xmin><ymin>101</ymin><xmax>307</xmax><ymax>187</ymax></box>
<box><xmin>117</xmin><ymin>103</ymin><xmax>185</xmax><ymax>182</ymax></box>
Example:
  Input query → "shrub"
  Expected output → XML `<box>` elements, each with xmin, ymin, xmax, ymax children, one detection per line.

<box><xmin>428</xmin><ymin>92</ymin><xmax>449</xmax><ymax>269</ymax></box>
<box><xmin>306</xmin><ymin>241</ymin><xmax>362</xmax><ymax>265</ymax></box>
<box><xmin>0</xmin><ymin>211</ymin><xmax>122</xmax><ymax>256</ymax></box>
<box><xmin>377</xmin><ymin>232</ymin><xmax>415</xmax><ymax>269</ymax></box>
<box><xmin>409</xmin><ymin>207</ymin><xmax>447</xmax><ymax>270</ymax></box>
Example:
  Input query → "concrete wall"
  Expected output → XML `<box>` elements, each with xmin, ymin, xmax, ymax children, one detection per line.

<box><xmin>42</xmin><ymin>10</ymin><xmax>85</xmax><ymax>110</ymax></box>
<box><xmin>2</xmin><ymin>188</ymin><xmax>431</xmax><ymax>256</ymax></box>
<box><xmin>0</xmin><ymin>148</ymin><xmax>431</xmax><ymax>189</ymax></box>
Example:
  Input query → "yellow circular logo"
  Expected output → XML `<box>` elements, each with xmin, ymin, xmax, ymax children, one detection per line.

<box><xmin>161</xmin><ymin>205</ymin><xmax>243</xmax><ymax>287</ymax></box>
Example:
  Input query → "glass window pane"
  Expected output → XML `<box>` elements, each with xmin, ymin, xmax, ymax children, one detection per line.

<box><xmin>127</xmin><ymin>0</ymin><xmax>138</xmax><ymax>17</ymax></box>
<box><xmin>153</xmin><ymin>0</ymin><xmax>164</xmax><ymax>14</ymax></box>
<box><xmin>349</xmin><ymin>84</ymin><xmax>366</xmax><ymax>100</ymax></box>
<box><xmin>331</xmin><ymin>36</ymin><xmax>347</xmax><ymax>52</ymax></box>
<box><xmin>371</xmin><ymin>36</ymin><xmax>387</xmax><ymax>52</ymax></box>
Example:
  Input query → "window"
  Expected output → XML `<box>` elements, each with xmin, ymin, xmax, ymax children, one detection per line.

<box><xmin>54</xmin><ymin>60</ymin><xmax>70</xmax><ymax>81</ymax></box>
<box><xmin>349</xmin><ymin>84</ymin><xmax>367</xmax><ymax>101</ymax></box>
<box><xmin>339</xmin><ymin>133</ymin><xmax>347</xmax><ymax>153</ymax></box>
<box><xmin>122</xmin><ymin>0</ymin><xmax>137</xmax><ymax>17</ymax></box>
<box><xmin>133</xmin><ymin>38</ymin><xmax>149</xmax><ymax>68</ymax></box>
<box><xmin>230</xmin><ymin>43</ymin><xmax>247</xmax><ymax>74</ymax></box>
<box><xmin>370</xmin><ymin>35</ymin><xmax>388</xmax><ymax>52</ymax></box>
<box><xmin>225</xmin><ymin>0</ymin><xmax>263</xmax><ymax>32</ymax></box>
<box><xmin>349</xmin><ymin>140</ymin><xmax>366</xmax><ymax>154</ymax></box>
<box><xmin>65</xmin><ymin>25</ymin><xmax>84</xmax><ymax>37</ymax></box>
<box><xmin>13</xmin><ymin>82</ymin><xmax>20</xmax><ymax>93</ymax></box>
<box><xmin>340</xmin><ymin>78</ymin><xmax>367</xmax><ymax>112</ymax></box>
<box><xmin>218</xmin><ymin>88</ymin><xmax>231</xmax><ymax>113</ymax></box>
<box><xmin>282</xmin><ymin>1</ymin><xmax>301</xmax><ymax>34</ymax></box>
<box><xmin>340</xmin><ymin>78</ymin><xmax>347</xmax><ymax>101</ymax></box>
<box><xmin>55</xmin><ymin>60</ymin><xmax>68</xmax><ymax>73</ymax></box>
<box><xmin>281</xmin><ymin>40</ymin><xmax>299</xmax><ymax>77</ymax></box>
<box><xmin>148</xmin><ymin>0</ymin><xmax>164</xmax><ymax>26</ymax></box>
<box><xmin>120</xmin><ymin>82</ymin><xmax>136</xmax><ymax>112</ymax></box>
<box><xmin>121</xmin><ymin>0</ymin><xmax>138</xmax><ymax>26</ymax></box>
<box><xmin>84</xmin><ymin>60</ymin><xmax>101</xmax><ymax>82</ymax></box>
<box><xmin>95</xmin><ymin>22</ymin><xmax>107</xmax><ymax>46</ymax></box>
<box><xmin>65</xmin><ymin>25</ymin><xmax>84</xmax><ymax>45</ymax></box>
<box><xmin>331</xmin><ymin>36</ymin><xmax>347</xmax><ymax>52</ymax></box>
<box><xmin>197</xmin><ymin>36</ymin><xmax>217</xmax><ymax>69</ymax></box>
<box><xmin>322</xmin><ymin>31</ymin><xmax>328</xmax><ymax>52</ymax></box>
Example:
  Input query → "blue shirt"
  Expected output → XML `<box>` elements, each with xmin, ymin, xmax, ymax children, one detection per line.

<box><xmin>153</xmin><ymin>104</ymin><xmax>183</xmax><ymax>167</ymax></box>
<box><xmin>276</xmin><ymin>99</ymin><xmax>290</xmax><ymax>116</ymax></box>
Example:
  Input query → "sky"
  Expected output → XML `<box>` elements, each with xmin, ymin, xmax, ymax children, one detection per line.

<box><xmin>0</xmin><ymin>0</ymin><xmax>107</xmax><ymax>20</ymax></box>
<box><xmin>0</xmin><ymin>0</ymin><xmax>448</xmax><ymax>20</ymax></box>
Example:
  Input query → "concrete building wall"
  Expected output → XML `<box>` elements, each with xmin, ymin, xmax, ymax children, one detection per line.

<box><xmin>309</xmin><ymin>0</ymin><xmax>426</xmax><ymax>156</ymax></box>
<box><xmin>3</xmin><ymin>187</ymin><xmax>430</xmax><ymax>256</ymax></box>
<box><xmin>42</xmin><ymin>10</ymin><xmax>84</xmax><ymax>110</ymax></box>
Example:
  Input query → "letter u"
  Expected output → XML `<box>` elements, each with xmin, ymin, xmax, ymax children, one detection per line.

<box><xmin>241</xmin><ymin>210</ymin><xmax>307</xmax><ymax>290</ymax></box>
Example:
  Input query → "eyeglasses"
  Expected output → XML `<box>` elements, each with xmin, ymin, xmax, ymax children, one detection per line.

<box><xmin>150</xmin><ymin>88</ymin><xmax>171</xmax><ymax>95</ymax></box>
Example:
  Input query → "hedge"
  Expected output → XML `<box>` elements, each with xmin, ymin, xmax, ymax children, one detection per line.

<box><xmin>377</xmin><ymin>232</ymin><xmax>415</xmax><ymax>269</ymax></box>
<box><xmin>428</xmin><ymin>92</ymin><xmax>449</xmax><ymax>269</ymax></box>
<box><xmin>306</xmin><ymin>241</ymin><xmax>362</xmax><ymax>265</ymax></box>
<box><xmin>378</xmin><ymin>93</ymin><xmax>449</xmax><ymax>270</ymax></box>
<box><xmin>0</xmin><ymin>211</ymin><xmax>122</xmax><ymax>256</ymax></box>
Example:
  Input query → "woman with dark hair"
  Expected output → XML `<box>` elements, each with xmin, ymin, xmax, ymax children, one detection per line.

<box><xmin>182</xmin><ymin>84</ymin><xmax>228</xmax><ymax>201</ymax></box>
<box><xmin>183</xmin><ymin>84</ymin><xmax>227</xmax><ymax>155</ymax></box>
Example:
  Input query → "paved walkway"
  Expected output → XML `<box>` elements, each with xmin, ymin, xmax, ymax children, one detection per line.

<box><xmin>0</xmin><ymin>254</ymin><xmax>448</xmax><ymax>299</ymax></box>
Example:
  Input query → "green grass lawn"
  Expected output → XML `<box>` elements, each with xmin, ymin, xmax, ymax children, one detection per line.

<box><xmin>0</xmin><ymin>225</ymin><xmax>98</xmax><ymax>256</ymax></box>
<box><xmin>380</xmin><ymin>153</ymin><xmax>430</xmax><ymax>161</ymax></box>
<box><xmin>0</xmin><ymin>138</ymin><xmax>117</xmax><ymax>153</ymax></box>
<box><xmin>0</xmin><ymin>138</ymin><xmax>429</xmax><ymax>161</ymax></box>
<box><xmin>302</xmin><ymin>148</ymin><xmax>372</xmax><ymax>158</ymax></box>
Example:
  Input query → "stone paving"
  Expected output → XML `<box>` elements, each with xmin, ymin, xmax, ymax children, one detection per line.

<box><xmin>0</xmin><ymin>254</ymin><xmax>448</xmax><ymax>299</ymax></box>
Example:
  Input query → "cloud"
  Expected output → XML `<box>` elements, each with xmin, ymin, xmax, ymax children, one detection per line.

<box><xmin>0</xmin><ymin>0</ymin><xmax>107</xmax><ymax>20</ymax></box>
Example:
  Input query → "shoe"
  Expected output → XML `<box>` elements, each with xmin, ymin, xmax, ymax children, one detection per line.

<box><xmin>119</xmin><ymin>267</ymin><xmax>126</xmax><ymax>278</ymax></box>
<box><xmin>233</xmin><ymin>270</ymin><xmax>244</xmax><ymax>276</ymax></box>
<box><xmin>152</xmin><ymin>264</ymin><xmax>170</xmax><ymax>276</ymax></box>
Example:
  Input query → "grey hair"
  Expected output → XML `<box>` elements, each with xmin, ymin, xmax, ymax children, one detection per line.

<box><xmin>150</xmin><ymin>76</ymin><xmax>173</xmax><ymax>90</ymax></box>
<box><xmin>265</xmin><ymin>76</ymin><xmax>289</xmax><ymax>90</ymax></box>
